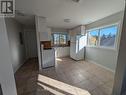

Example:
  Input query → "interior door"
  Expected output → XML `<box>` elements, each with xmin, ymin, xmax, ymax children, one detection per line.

<box><xmin>0</xmin><ymin>84</ymin><xmax>3</xmax><ymax>95</ymax></box>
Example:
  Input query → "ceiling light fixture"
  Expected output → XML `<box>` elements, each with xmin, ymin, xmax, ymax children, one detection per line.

<box><xmin>64</xmin><ymin>19</ymin><xmax>71</xmax><ymax>23</ymax></box>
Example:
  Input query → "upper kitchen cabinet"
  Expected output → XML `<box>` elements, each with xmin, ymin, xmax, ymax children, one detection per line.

<box><xmin>69</xmin><ymin>25</ymin><xmax>86</xmax><ymax>36</ymax></box>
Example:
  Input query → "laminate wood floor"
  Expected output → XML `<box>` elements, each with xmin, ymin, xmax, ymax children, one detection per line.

<box><xmin>15</xmin><ymin>57</ymin><xmax>114</xmax><ymax>95</ymax></box>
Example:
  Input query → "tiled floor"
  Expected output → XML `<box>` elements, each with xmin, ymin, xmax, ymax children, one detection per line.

<box><xmin>15</xmin><ymin>57</ymin><xmax>114</xmax><ymax>95</ymax></box>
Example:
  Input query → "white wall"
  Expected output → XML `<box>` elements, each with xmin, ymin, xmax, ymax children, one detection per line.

<box><xmin>0</xmin><ymin>18</ymin><xmax>17</xmax><ymax>95</ymax></box>
<box><xmin>23</xmin><ymin>29</ymin><xmax>37</xmax><ymax>59</ymax></box>
<box><xmin>5</xmin><ymin>18</ymin><xmax>25</xmax><ymax>73</ymax></box>
<box><xmin>35</xmin><ymin>16</ymin><xmax>47</xmax><ymax>70</ymax></box>
<box><xmin>113</xmin><ymin>6</ymin><xmax>126</xmax><ymax>95</ymax></box>
<box><xmin>85</xmin><ymin>11</ymin><xmax>124</xmax><ymax>72</ymax></box>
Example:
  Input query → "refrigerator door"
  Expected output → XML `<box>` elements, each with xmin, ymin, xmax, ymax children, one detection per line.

<box><xmin>70</xmin><ymin>35</ymin><xmax>86</xmax><ymax>60</ymax></box>
<box><xmin>70</xmin><ymin>35</ymin><xmax>76</xmax><ymax>43</ymax></box>
<box><xmin>76</xmin><ymin>35</ymin><xmax>86</xmax><ymax>60</ymax></box>
<box><xmin>70</xmin><ymin>42</ymin><xmax>76</xmax><ymax>60</ymax></box>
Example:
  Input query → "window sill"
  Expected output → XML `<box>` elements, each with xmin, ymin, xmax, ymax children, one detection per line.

<box><xmin>86</xmin><ymin>45</ymin><xmax>117</xmax><ymax>51</ymax></box>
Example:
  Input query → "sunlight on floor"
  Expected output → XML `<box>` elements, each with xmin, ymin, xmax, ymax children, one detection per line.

<box><xmin>56</xmin><ymin>58</ymin><xmax>63</xmax><ymax>62</ymax></box>
<box><xmin>37</xmin><ymin>83</ymin><xmax>65</xmax><ymax>95</ymax></box>
<box><xmin>38</xmin><ymin>74</ymin><xmax>91</xmax><ymax>95</ymax></box>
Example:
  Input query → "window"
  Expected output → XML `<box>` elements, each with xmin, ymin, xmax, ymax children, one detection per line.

<box><xmin>100</xmin><ymin>26</ymin><xmax>118</xmax><ymax>48</ymax></box>
<box><xmin>60</xmin><ymin>34</ymin><xmax>67</xmax><ymax>44</ymax></box>
<box><xmin>52</xmin><ymin>33</ymin><xmax>67</xmax><ymax>46</ymax></box>
<box><xmin>87</xmin><ymin>25</ymin><xmax>118</xmax><ymax>49</ymax></box>
<box><xmin>53</xmin><ymin>34</ymin><xmax>60</xmax><ymax>45</ymax></box>
<box><xmin>88</xmin><ymin>30</ymin><xmax>99</xmax><ymax>46</ymax></box>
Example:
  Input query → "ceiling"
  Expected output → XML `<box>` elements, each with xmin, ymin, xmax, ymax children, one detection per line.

<box><xmin>15</xmin><ymin>0</ymin><xmax>125</xmax><ymax>29</ymax></box>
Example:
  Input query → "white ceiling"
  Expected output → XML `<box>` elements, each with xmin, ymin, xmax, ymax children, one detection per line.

<box><xmin>15</xmin><ymin>0</ymin><xmax>125</xmax><ymax>29</ymax></box>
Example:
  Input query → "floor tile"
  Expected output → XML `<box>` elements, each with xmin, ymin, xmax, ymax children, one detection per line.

<box><xmin>15</xmin><ymin>57</ymin><xmax>114</xmax><ymax>95</ymax></box>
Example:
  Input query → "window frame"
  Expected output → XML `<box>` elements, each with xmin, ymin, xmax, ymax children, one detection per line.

<box><xmin>52</xmin><ymin>33</ymin><xmax>68</xmax><ymax>46</ymax></box>
<box><xmin>87</xmin><ymin>29</ymin><xmax>100</xmax><ymax>47</ymax></box>
<box><xmin>86</xmin><ymin>23</ymin><xmax>120</xmax><ymax>50</ymax></box>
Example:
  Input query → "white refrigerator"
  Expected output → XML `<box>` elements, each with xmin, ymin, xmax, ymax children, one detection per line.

<box><xmin>70</xmin><ymin>35</ymin><xmax>86</xmax><ymax>60</ymax></box>
<box><xmin>41</xmin><ymin>45</ymin><xmax>55</xmax><ymax>68</ymax></box>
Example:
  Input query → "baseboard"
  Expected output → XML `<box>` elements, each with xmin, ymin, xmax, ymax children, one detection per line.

<box><xmin>57</xmin><ymin>56</ymin><xmax>70</xmax><ymax>58</ymax></box>
<box><xmin>14</xmin><ymin>59</ymin><xmax>26</xmax><ymax>73</ymax></box>
<box><xmin>14</xmin><ymin>57</ymin><xmax>38</xmax><ymax>73</ymax></box>
<box><xmin>85</xmin><ymin>59</ymin><xmax>115</xmax><ymax>73</ymax></box>
<box><xmin>70</xmin><ymin>57</ymin><xmax>84</xmax><ymax>61</ymax></box>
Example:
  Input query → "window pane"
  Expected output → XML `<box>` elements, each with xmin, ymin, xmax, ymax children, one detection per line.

<box><xmin>88</xmin><ymin>30</ymin><xmax>99</xmax><ymax>46</ymax></box>
<box><xmin>60</xmin><ymin>34</ymin><xmax>67</xmax><ymax>44</ymax></box>
<box><xmin>54</xmin><ymin>34</ymin><xmax>60</xmax><ymax>44</ymax></box>
<box><xmin>100</xmin><ymin>26</ymin><xmax>118</xmax><ymax>48</ymax></box>
<box><xmin>53</xmin><ymin>34</ymin><xmax>67</xmax><ymax>45</ymax></box>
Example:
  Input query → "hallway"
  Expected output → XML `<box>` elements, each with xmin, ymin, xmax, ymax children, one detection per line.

<box><xmin>15</xmin><ymin>58</ymin><xmax>114</xmax><ymax>95</ymax></box>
